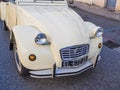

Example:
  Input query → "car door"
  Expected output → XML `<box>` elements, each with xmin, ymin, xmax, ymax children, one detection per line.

<box><xmin>0</xmin><ymin>2</ymin><xmax>1</xmax><ymax>18</ymax></box>
<box><xmin>0</xmin><ymin>1</ymin><xmax>7</xmax><ymax>21</ymax></box>
<box><xmin>6</xmin><ymin>0</ymin><xmax>16</xmax><ymax>30</ymax></box>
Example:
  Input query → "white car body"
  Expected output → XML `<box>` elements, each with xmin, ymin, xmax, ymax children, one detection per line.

<box><xmin>0</xmin><ymin>0</ymin><xmax>103</xmax><ymax>78</ymax></box>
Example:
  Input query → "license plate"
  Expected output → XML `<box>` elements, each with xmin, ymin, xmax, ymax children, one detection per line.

<box><xmin>62</xmin><ymin>56</ymin><xmax>88</xmax><ymax>67</ymax></box>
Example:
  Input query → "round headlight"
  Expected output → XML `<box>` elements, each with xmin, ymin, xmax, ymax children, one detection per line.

<box><xmin>35</xmin><ymin>33</ymin><xmax>50</xmax><ymax>45</ymax></box>
<box><xmin>95</xmin><ymin>27</ymin><xmax>103</xmax><ymax>37</ymax></box>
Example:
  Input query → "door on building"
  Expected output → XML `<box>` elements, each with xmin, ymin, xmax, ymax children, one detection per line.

<box><xmin>106</xmin><ymin>0</ymin><xmax>117</xmax><ymax>10</ymax></box>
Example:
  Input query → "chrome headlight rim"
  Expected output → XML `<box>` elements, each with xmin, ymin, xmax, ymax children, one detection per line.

<box><xmin>95</xmin><ymin>27</ymin><xmax>103</xmax><ymax>37</ymax></box>
<box><xmin>35</xmin><ymin>33</ymin><xmax>50</xmax><ymax>45</ymax></box>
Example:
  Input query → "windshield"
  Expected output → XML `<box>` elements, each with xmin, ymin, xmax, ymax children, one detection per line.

<box><xmin>18</xmin><ymin>0</ymin><xmax>65</xmax><ymax>3</ymax></box>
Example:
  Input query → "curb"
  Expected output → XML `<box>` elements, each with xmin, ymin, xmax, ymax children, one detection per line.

<box><xmin>71</xmin><ymin>2</ymin><xmax>120</xmax><ymax>22</ymax></box>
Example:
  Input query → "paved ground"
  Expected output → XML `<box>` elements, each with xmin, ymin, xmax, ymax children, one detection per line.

<box><xmin>0</xmin><ymin>7</ymin><xmax>120</xmax><ymax>90</ymax></box>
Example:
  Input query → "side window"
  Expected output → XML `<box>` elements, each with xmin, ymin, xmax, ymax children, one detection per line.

<box><xmin>1</xmin><ymin>0</ymin><xmax>9</xmax><ymax>2</ymax></box>
<box><xmin>9</xmin><ymin>0</ymin><xmax>15</xmax><ymax>4</ymax></box>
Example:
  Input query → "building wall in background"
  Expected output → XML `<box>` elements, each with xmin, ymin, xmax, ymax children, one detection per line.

<box><xmin>75</xmin><ymin>0</ymin><xmax>92</xmax><ymax>4</ymax></box>
<box><xmin>92</xmin><ymin>0</ymin><xmax>106</xmax><ymax>8</ymax></box>
<box><xmin>115</xmin><ymin>0</ymin><xmax>120</xmax><ymax>11</ymax></box>
<box><xmin>75</xmin><ymin>0</ymin><xmax>106</xmax><ymax>7</ymax></box>
<box><xmin>76</xmin><ymin>0</ymin><xmax>120</xmax><ymax>11</ymax></box>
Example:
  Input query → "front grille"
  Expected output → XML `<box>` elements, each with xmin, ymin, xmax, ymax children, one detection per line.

<box><xmin>60</xmin><ymin>44</ymin><xmax>89</xmax><ymax>60</ymax></box>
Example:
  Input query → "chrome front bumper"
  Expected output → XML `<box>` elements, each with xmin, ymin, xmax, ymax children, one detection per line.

<box><xmin>29</xmin><ymin>61</ymin><xmax>93</xmax><ymax>78</ymax></box>
<box><xmin>29</xmin><ymin>55</ymin><xmax>101</xmax><ymax>78</ymax></box>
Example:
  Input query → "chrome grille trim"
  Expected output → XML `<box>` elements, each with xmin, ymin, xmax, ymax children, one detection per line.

<box><xmin>60</xmin><ymin>44</ymin><xmax>89</xmax><ymax>61</ymax></box>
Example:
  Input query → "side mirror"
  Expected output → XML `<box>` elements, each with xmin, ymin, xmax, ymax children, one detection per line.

<box><xmin>68</xmin><ymin>0</ymin><xmax>74</xmax><ymax>4</ymax></box>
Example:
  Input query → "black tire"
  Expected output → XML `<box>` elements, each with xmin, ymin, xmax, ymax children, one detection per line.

<box><xmin>3</xmin><ymin>21</ymin><xmax>9</xmax><ymax>31</ymax></box>
<box><xmin>13</xmin><ymin>41</ymin><xmax>30</xmax><ymax>77</ymax></box>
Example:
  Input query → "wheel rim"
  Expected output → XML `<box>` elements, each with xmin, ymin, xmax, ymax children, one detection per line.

<box><xmin>14</xmin><ymin>42</ymin><xmax>22</xmax><ymax>72</ymax></box>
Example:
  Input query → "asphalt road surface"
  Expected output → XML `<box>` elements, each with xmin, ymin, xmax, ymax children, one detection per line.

<box><xmin>0</xmin><ymin>7</ymin><xmax>120</xmax><ymax>90</ymax></box>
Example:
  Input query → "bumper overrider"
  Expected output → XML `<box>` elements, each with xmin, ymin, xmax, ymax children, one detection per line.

<box><xmin>29</xmin><ymin>55</ymin><xmax>101</xmax><ymax>78</ymax></box>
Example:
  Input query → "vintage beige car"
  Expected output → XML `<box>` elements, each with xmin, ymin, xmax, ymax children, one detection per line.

<box><xmin>0</xmin><ymin>0</ymin><xmax>103</xmax><ymax>78</ymax></box>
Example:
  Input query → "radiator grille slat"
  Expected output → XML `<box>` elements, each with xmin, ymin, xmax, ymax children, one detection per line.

<box><xmin>60</xmin><ymin>44</ymin><xmax>89</xmax><ymax>60</ymax></box>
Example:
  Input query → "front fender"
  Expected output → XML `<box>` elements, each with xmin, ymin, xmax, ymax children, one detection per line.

<box><xmin>84</xmin><ymin>22</ymin><xmax>103</xmax><ymax>65</ymax></box>
<box><xmin>84</xmin><ymin>21</ymin><xmax>97</xmax><ymax>38</ymax></box>
<box><xmin>12</xmin><ymin>26</ymin><xmax>55</xmax><ymax>70</ymax></box>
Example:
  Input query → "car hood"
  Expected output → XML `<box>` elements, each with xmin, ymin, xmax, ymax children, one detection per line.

<box><xmin>19</xmin><ymin>6</ymin><xmax>89</xmax><ymax>66</ymax></box>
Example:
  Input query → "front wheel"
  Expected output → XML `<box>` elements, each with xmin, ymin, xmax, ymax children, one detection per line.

<box><xmin>13</xmin><ymin>41</ymin><xmax>30</xmax><ymax>77</ymax></box>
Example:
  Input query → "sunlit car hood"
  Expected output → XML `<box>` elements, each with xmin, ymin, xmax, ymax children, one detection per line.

<box><xmin>19</xmin><ymin>5</ymin><xmax>89</xmax><ymax>43</ymax></box>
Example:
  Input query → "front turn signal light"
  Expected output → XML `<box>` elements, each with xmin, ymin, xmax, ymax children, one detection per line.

<box><xmin>98</xmin><ymin>43</ymin><xmax>102</xmax><ymax>49</ymax></box>
<box><xmin>29</xmin><ymin>54</ymin><xmax>36</xmax><ymax>61</ymax></box>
